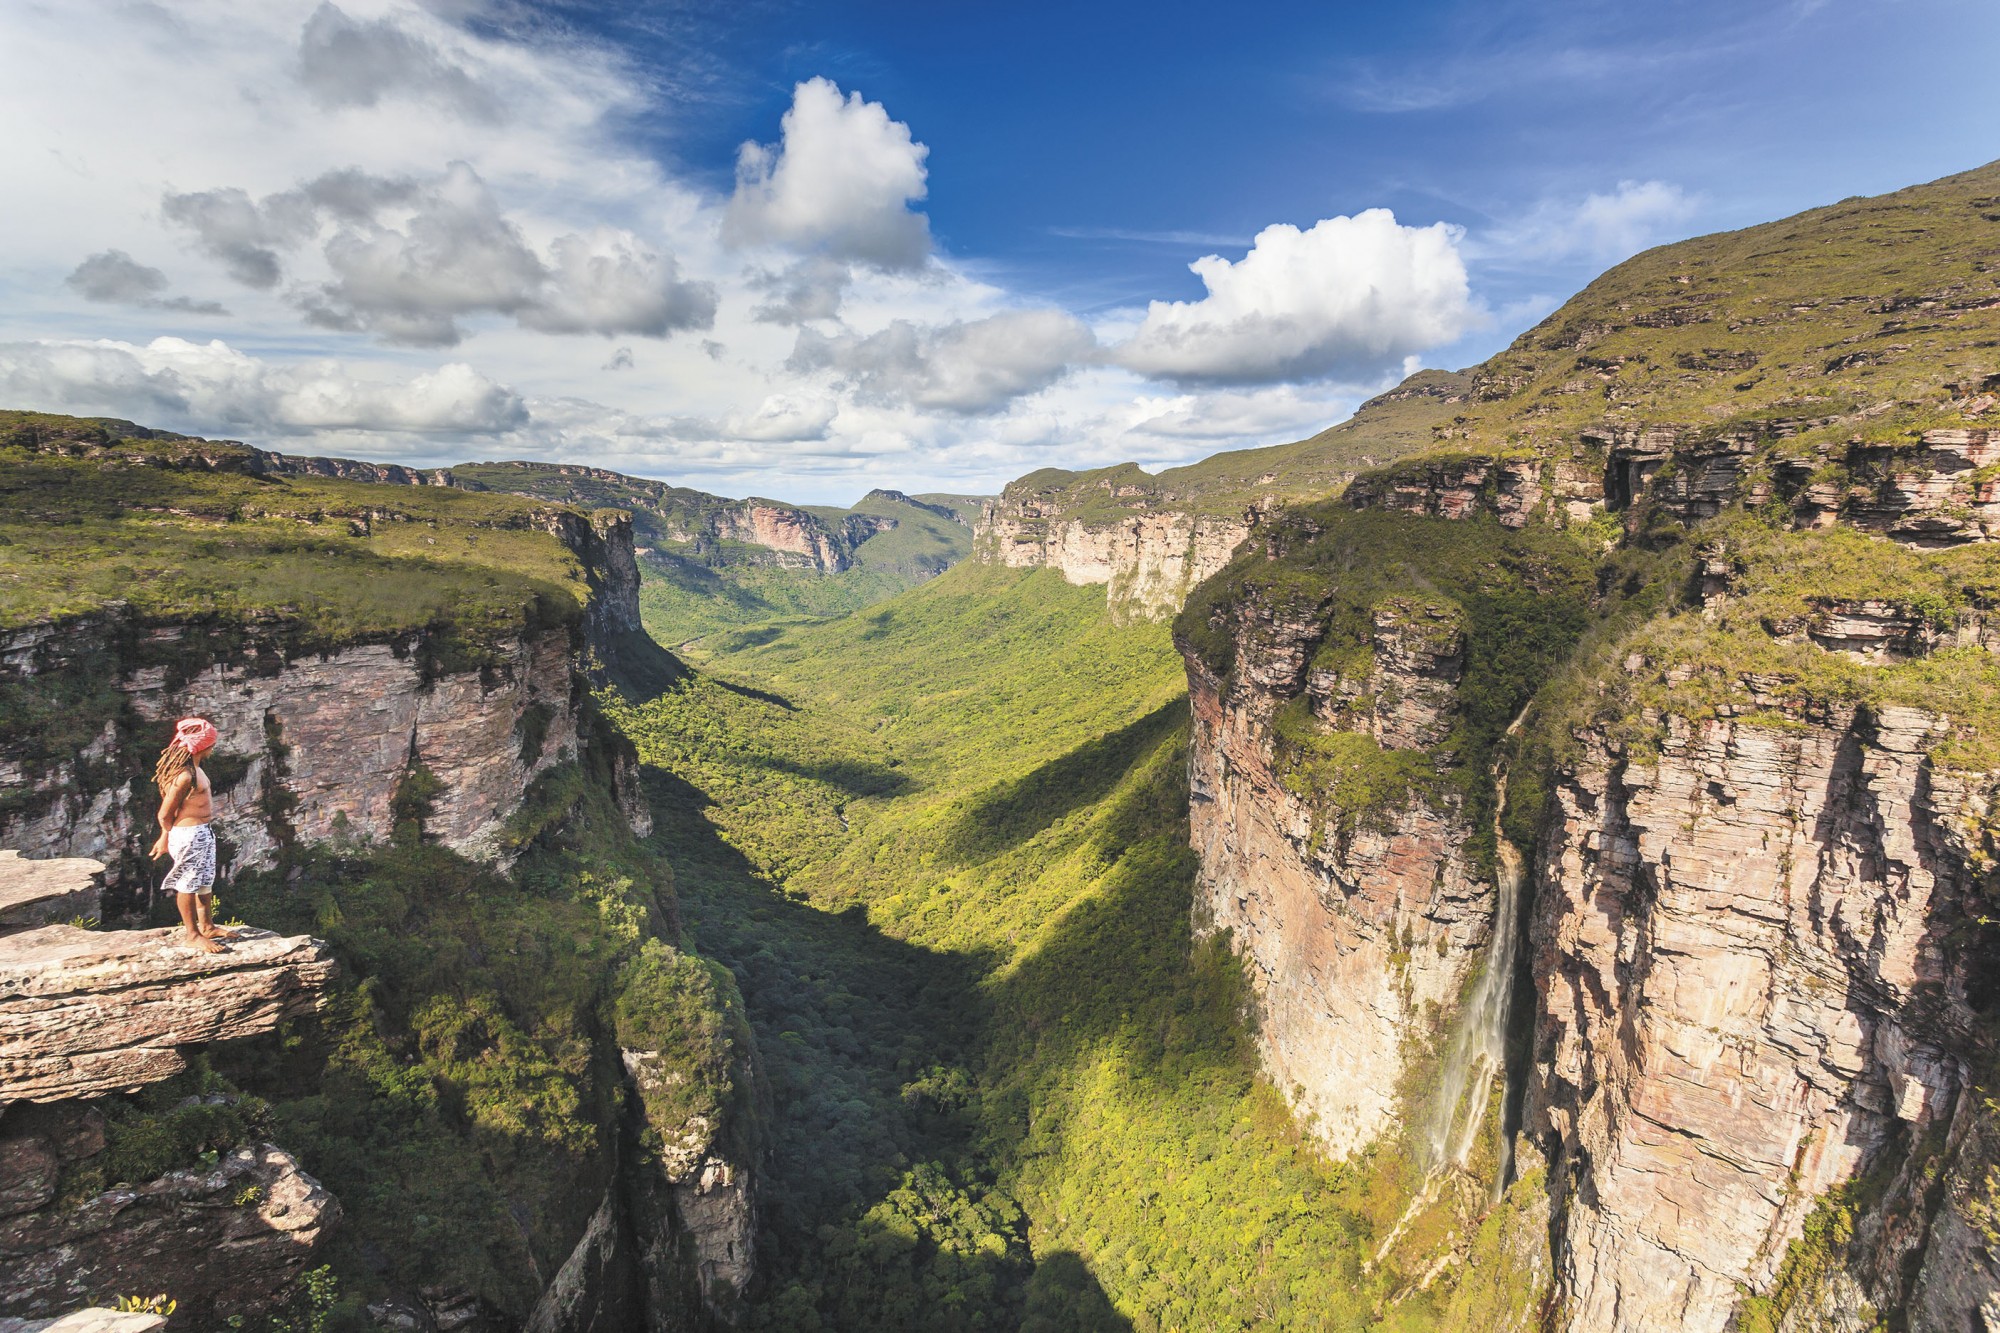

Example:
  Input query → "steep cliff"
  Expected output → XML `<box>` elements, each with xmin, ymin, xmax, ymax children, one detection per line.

<box><xmin>981</xmin><ymin>488</ymin><xmax>1251</xmax><ymax>622</ymax></box>
<box><xmin>448</xmin><ymin>460</ymin><xmax>954</xmax><ymax>577</ymax></box>
<box><xmin>1179</xmin><ymin>511</ymin><xmax>1592</xmax><ymax>1157</ymax></box>
<box><xmin>975</xmin><ymin>371</ymin><xmax>1470</xmax><ymax>619</ymax></box>
<box><xmin>1172</xmin><ymin>160</ymin><xmax>2000</xmax><ymax>1329</ymax></box>
<box><xmin>0</xmin><ymin>429</ymin><xmax>661</xmax><ymax>901</ymax></box>
<box><xmin>612</xmin><ymin>940</ymin><xmax>765</xmax><ymax>1329</ymax></box>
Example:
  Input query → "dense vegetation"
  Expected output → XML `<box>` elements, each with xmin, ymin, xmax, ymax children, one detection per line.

<box><xmin>637</xmin><ymin>489</ymin><xmax>977</xmax><ymax>648</ymax></box>
<box><xmin>198</xmin><ymin>740</ymin><xmax>739</xmax><ymax>1328</ymax></box>
<box><xmin>611</xmin><ymin>562</ymin><xmax>1545</xmax><ymax>1330</ymax></box>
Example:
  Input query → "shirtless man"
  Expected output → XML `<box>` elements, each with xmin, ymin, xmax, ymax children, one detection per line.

<box><xmin>149</xmin><ymin>716</ymin><xmax>233</xmax><ymax>953</ymax></box>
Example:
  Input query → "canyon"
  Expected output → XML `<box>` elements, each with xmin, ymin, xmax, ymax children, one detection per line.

<box><xmin>7</xmin><ymin>163</ymin><xmax>2000</xmax><ymax>1333</ymax></box>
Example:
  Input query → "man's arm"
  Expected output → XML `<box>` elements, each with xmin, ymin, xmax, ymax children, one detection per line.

<box><xmin>157</xmin><ymin>772</ymin><xmax>191</xmax><ymax>829</ymax></box>
<box><xmin>151</xmin><ymin>773</ymin><xmax>190</xmax><ymax>857</ymax></box>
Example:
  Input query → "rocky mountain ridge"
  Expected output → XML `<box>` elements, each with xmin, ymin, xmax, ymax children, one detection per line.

<box><xmin>449</xmin><ymin>461</ymin><xmax>974</xmax><ymax>579</ymax></box>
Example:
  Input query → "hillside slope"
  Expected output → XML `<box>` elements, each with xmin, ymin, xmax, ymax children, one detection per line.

<box><xmin>976</xmin><ymin>371</ymin><xmax>1471</xmax><ymax>618</ymax></box>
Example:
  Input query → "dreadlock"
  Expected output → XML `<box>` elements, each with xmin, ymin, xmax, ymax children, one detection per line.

<box><xmin>154</xmin><ymin>742</ymin><xmax>195</xmax><ymax>794</ymax></box>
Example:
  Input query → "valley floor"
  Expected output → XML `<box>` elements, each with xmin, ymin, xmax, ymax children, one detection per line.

<box><xmin>615</xmin><ymin>564</ymin><xmax>1546</xmax><ymax>1332</ymax></box>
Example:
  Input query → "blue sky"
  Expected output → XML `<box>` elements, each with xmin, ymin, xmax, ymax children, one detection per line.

<box><xmin>0</xmin><ymin>0</ymin><xmax>1993</xmax><ymax>501</ymax></box>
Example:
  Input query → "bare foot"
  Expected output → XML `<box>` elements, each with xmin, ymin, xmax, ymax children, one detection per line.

<box><xmin>201</xmin><ymin>925</ymin><xmax>242</xmax><ymax>941</ymax></box>
<box><xmin>183</xmin><ymin>930</ymin><xmax>226</xmax><ymax>954</ymax></box>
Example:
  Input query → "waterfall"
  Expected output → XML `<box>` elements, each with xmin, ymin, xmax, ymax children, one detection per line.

<box><xmin>1417</xmin><ymin>719</ymin><xmax>1528</xmax><ymax>1191</ymax></box>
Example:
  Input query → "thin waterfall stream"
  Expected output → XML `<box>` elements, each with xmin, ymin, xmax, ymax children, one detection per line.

<box><xmin>1418</xmin><ymin>708</ymin><xmax>1530</xmax><ymax>1193</ymax></box>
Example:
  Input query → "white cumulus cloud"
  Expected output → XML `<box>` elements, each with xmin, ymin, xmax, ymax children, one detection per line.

<box><xmin>1114</xmin><ymin>210</ymin><xmax>1477</xmax><ymax>386</ymax></box>
<box><xmin>522</xmin><ymin>230</ymin><xmax>715</xmax><ymax>338</ymax></box>
<box><xmin>789</xmin><ymin>309</ymin><xmax>1096</xmax><ymax>414</ymax></box>
<box><xmin>0</xmin><ymin>336</ymin><xmax>524</xmax><ymax>435</ymax></box>
<box><xmin>726</xmin><ymin>77</ymin><xmax>932</xmax><ymax>272</ymax></box>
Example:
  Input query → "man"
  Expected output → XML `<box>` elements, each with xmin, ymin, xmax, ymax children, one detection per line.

<box><xmin>150</xmin><ymin>716</ymin><xmax>235</xmax><ymax>953</ymax></box>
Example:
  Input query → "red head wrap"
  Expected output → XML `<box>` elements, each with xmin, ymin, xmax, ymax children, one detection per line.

<box><xmin>174</xmin><ymin>717</ymin><xmax>218</xmax><ymax>756</ymax></box>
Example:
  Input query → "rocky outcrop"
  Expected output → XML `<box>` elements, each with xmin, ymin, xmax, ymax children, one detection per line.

<box><xmin>255</xmin><ymin>452</ymin><xmax>461</xmax><ymax>487</ymax></box>
<box><xmin>0</xmin><ymin>853</ymin><xmax>339</xmax><ymax>1323</ymax></box>
<box><xmin>1831</xmin><ymin>427</ymin><xmax>2000</xmax><ymax>545</ymax></box>
<box><xmin>980</xmin><ymin>504</ymin><xmax>1250</xmax><ymax>619</ymax></box>
<box><xmin>0</xmin><ymin>1121</ymin><xmax>337</xmax><ymax>1323</ymax></box>
<box><xmin>709</xmin><ymin>504</ymin><xmax>853</xmax><ymax>572</ymax></box>
<box><xmin>1182</xmin><ymin>593</ymin><xmax>1496</xmax><ymax>1158</ymax></box>
<box><xmin>1343</xmin><ymin>451</ymin><xmax>1547</xmax><ymax>528</ymax></box>
<box><xmin>622</xmin><ymin>1046</ymin><xmax>756</xmax><ymax>1323</ymax></box>
<box><xmin>2</xmin><ymin>417</ymin><xmax>455</xmax><ymax>488</ymax></box>
<box><xmin>862</xmin><ymin>489</ymin><xmax>967</xmax><ymax>525</ymax></box>
<box><xmin>1524</xmin><ymin>701</ymin><xmax>1995</xmax><ymax>1332</ymax></box>
<box><xmin>0</xmin><ymin>1312</ymin><xmax>167</xmax><ymax>1332</ymax></box>
<box><xmin>0</xmin><ymin>921</ymin><xmax>336</xmax><ymax>1104</ymax></box>
<box><xmin>525</xmin><ymin>1194</ymin><xmax>632</xmax><ymax>1333</ymax></box>
<box><xmin>0</xmin><ymin>855</ymin><xmax>100</xmax><ymax>933</ymax></box>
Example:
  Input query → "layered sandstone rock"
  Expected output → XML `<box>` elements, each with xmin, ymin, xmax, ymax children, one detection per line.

<box><xmin>0</xmin><ymin>493</ymin><xmax>657</xmax><ymax>898</ymax></box>
<box><xmin>707</xmin><ymin>503</ymin><xmax>858</xmax><ymax>572</ymax></box>
<box><xmin>0</xmin><ymin>1310</ymin><xmax>167</xmax><ymax>1332</ymax></box>
<box><xmin>0</xmin><ymin>923</ymin><xmax>336</xmax><ymax>1103</ymax></box>
<box><xmin>0</xmin><ymin>620</ymin><xmax>580</xmax><ymax>883</ymax></box>
<box><xmin>1182</xmin><ymin>596</ymin><xmax>1495</xmax><ymax>1157</ymax></box>
<box><xmin>1343</xmin><ymin>452</ymin><xmax>1546</xmax><ymax>528</ymax></box>
<box><xmin>980</xmin><ymin>505</ymin><xmax>1250</xmax><ymax>619</ymax></box>
<box><xmin>1524</xmin><ymin>701</ymin><xmax>1994</xmax><ymax>1332</ymax></box>
<box><xmin>0</xmin><ymin>855</ymin><xmax>100</xmax><ymax>934</ymax></box>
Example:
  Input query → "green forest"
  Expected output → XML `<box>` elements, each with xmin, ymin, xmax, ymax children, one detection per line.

<box><xmin>610</xmin><ymin>562</ymin><xmax>1544</xmax><ymax>1331</ymax></box>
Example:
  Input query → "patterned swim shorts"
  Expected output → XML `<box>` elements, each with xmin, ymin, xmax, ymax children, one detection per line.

<box><xmin>161</xmin><ymin>824</ymin><xmax>217</xmax><ymax>896</ymax></box>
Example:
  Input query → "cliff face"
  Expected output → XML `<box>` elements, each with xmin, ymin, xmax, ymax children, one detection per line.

<box><xmin>1527</xmin><ymin>701</ymin><xmax>1988</xmax><ymax>1333</ymax></box>
<box><xmin>708</xmin><ymin>503</ymin><xmax>858</xmax><ymax>572</ymax></box>
<box><xmin>0</xmin><ymin>616</ymin><xmax>582</xmax><ymax>891</ymax></box>
<box><xmin>1183</xmin><ymin>601</ymin><xmax>1492</xmax><ymax>1157</ymax></box>
<box><xmin>1180</xmin><ymin>476</ymin><xmax>2000</xmax><ymax>1328</ymax></box>
<box><xmin>624</xmin><ymin>1044</ymin><xmax>758</xmax><ymax>1328</ymax></box>
<box><xmin>980</xmin><ymin>501</ymin><xmax>1250</xmax><ymax>620</ymax></box>
<box><xmin>1168</xmin><ymin>161</ymin><xmax>2000</xmax><ymax>1332</ymax></box>
<box><xmin>0</xmin><ymin>502</ymin><xmax>656</xmax><ymax>900</ymax></box>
